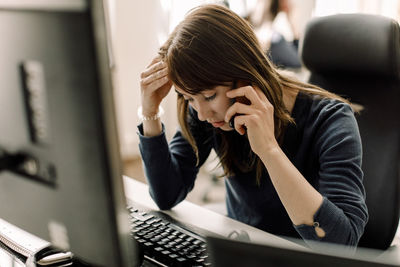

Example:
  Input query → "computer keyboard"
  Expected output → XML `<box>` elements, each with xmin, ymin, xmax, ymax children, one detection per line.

<box><xmin>127</xmin><ymin>203</ymin><xmax>213</xmax><ymax>267</ymax></box>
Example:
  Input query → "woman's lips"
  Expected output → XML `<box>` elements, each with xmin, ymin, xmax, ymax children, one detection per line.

<box><xmin>211</xmin><ymin>121</ymin><xmax>225</xmax><ymax>127</ymax></box>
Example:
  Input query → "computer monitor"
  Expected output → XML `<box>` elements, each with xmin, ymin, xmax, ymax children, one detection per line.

<box><xmin>207</xmin><ymin>235</ymin><xmax>399</xmax><ymax>267</ymax></box>
<box><xmin>0</xmin><ymin>1</ymin><xmax>139</xmax><ymax>266</ymax></box>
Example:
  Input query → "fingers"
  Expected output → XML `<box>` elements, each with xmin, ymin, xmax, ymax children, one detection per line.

<box><xmin>224</xmin><ymin>102</ymin><xmax>255</xmax><ymax>123</ymax></box>
<box><xmin>233</xmin><ymin>113</ymin><xmax>267</xmax><ymax>136</ymax></box>
<box><xmin>141</xmin><ymin>66</ymin><xmax>168</xmax><ymax>86</ymax></box>
<box><xmin>140</xmin><ymin>57</ymin><xmax>170</xmax><ymax>94</ymax></box>
<box><xmin>225</xmin><ymin>102</ymin><xmax>261</xmax><ymax>135</ymax></box>
<box><xmin>226</xmin><ymin>85</ymin><xmax>267</xmax><ymax>107</ymax></box>
<box><xmin>146</xmin><ymin>55</ymin><xmax>162</xmax><ymax>68</ymax></box>
<box><xmin>141</xmin><ymin>60</ymin><xmax>167</xmax><ymax>80</ymax></box>
<box><xmin>231</xmin><ymin>114</ymin><xmax>250</xmax><ymax>135</ymax></box>
<box><xmin>145</xmin><ymin>76</ymin><xmax>170</xmax><ymax>92</ymax></box>
<box><xmin>225</xmin><ymin>85</ymin><xmax>273</xmax><ymax>135</ymax></box>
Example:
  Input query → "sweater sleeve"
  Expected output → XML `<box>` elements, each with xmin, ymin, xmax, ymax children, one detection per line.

<box><xmin>294</xmin><ymin>102</ymin><xmax>368</xmax><ymax>248</ymax></box>
<box><xmin>137</xmin><ymin>112</ymin><xmax>213</xmax><ymax>210</ymax></box>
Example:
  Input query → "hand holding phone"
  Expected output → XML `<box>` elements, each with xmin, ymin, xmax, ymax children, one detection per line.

<box><xmin>225</xmin><ymin>83</ymin><xmax>278</xmax><ymax>155</ymax></box>
<box><xmin>229</xmin><ymin>100</ymin><xmax>237</xmax><ymax>129</ymax></box>
<box><xmin>228</xmin><ymin>81</ymin><xmax>251</xmax><ymax>130</ymax></box>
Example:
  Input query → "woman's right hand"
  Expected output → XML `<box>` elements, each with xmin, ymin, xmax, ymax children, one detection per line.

<box><xmin>140</xmin><ymin>56</ymin><xmax>172</xmax><ymax>116</ymax></box>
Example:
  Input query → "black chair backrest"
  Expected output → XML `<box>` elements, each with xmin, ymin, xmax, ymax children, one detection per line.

<box><xmin>300</xmin><ymin>13</ymin><xmax>400</xmax><ymax>250</ymax></box>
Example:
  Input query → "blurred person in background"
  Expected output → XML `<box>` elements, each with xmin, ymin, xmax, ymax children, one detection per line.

<box><xmin>246</xmin><ymin>0</ymin><xmax>302</xmax><ymax>69</ymax></box>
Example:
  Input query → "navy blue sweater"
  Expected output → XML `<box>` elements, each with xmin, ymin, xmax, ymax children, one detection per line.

<box><xmin>138</xmin><ymin>92</ymin><xmax>368</xmax><ymax>247</ymax></box>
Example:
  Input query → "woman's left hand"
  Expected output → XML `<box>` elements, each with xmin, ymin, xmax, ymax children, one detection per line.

<box><xmin>224</xmin><ymin>85</ymin><xmax>280</xmax><ymax>157</ymax></box>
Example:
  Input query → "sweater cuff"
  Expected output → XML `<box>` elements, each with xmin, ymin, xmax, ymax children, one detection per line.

<box><xmin>137</xmin><ymin>123</ymin><xmax>168</xmax><ymax>151</ymax></box>
<box><xmin>293</xmin><ymin>197</ymin><xmax>347</xmax><ymax>245</ymax></box>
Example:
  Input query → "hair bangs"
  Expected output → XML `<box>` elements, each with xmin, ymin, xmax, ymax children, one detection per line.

<box><xmin>166</xmin><ymin>31</ymin><xmax>233</xmax><ymax>95</ymax></box>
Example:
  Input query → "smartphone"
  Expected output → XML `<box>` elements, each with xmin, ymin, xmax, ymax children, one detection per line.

<box><xmin>229</xmin><ymin>81</ymin><xmax>238</xmax><ymax>129</ymax></box>
<box><xmin>229</xmin><ymin>101</ymin><xmax>237</xmax><ymax>129</ymax></box>
<box><xmin>229</xmin><ymin>81</ymin><xmax>250</xmax><ymax>129</ymax></box>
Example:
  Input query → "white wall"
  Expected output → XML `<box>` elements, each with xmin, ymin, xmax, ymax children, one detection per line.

<box><xmin>314</xmin><ymin>0</ymin><xmax>400</xmax><ymax>20</ymax></box>
<box><xmin>112</xmin><ymin>0</ymin><xmax>177</xmax><ymax>159</ymax></box>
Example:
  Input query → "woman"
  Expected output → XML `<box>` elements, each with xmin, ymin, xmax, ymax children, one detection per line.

<box><xmin>138</xmin><ymin>4</ymin><xmax>368</xmax><ymax>248</ymax></box>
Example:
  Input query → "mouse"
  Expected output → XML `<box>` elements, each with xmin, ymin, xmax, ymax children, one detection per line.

<box><xmin>227</xmin><ymin>230</ymin><xmax>251</xmax><ymax>242</ymax></box>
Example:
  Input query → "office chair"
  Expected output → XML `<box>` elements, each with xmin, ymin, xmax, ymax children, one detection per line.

<box><xmin>300</xmin><ymin>13</ymin><xmax>400</xmax><ymax>250</ymax></box>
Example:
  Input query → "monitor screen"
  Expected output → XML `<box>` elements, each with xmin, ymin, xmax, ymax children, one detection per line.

<box><xmin>207</xmin><ymin>235</ymin><xmax>399</xmax><ymax>267</ymax></box>
<box><xmin>0</xmin><ymin>1</ymin><xmax>139</xmax><ymax>266</ymax></box>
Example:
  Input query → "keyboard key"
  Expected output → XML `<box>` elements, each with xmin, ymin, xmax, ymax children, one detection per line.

<box><xmin>144</xmin><ymin>234</ymin><xmax>155</xmax><ymax>239</ymax></box>
<box><xmin>169</xmin><ymin>253</ymin><xmax>179</xmax><ymax>259</ymax></box>
<box><xmin>186</xmin><ymin>254</ymin><xmax>196</xmax><ymax>259</ymax></box>
<box><xmin>144</xmin><ymin>242</ymin><xmax>153</xmax><ymax>248</ymax></box>
<box><xmin>150</xmin><ymin>236</ymin><xmax>162</xmax><ymax>243</ymax></box>
<box><xmin>160</xmin><ymin>221</ymin><xmax>170</xmax><ymax>226</ymax></box>
<box><xmin>168</xmin><ymin>241</ymin><xmax>177</xmax><ymax>247</ymax></box>
<box><xmin>132</xmin><ymin>213</ymin><xmax>154</xmax><ymax>222</ymax></box>
<box><xmin>181</xmin><ymin>241</ymin><xmax>190</xmax><ymax>247</ymax></box>
<box><xmin>193</xmin><ymin>240</ymin><xmax>202</xmax><ymax>245</ymax></box>
<box><xmin>161</xmin><ymin>250</ymin><xmax>171</xmax><ymax>256</ymax></box>
<box><xmin>146</xmin><ymin>218</ymin><xmax>161</xmax><ymax>225</ymax></box>
<box><xmin>164</xmin><ymin>244</ymin><xmax>173</xmax><ymax>249</ymax></box>
<box><xmin>134</xmin><ymin>221</ymin><xmax>144</xmax><ymax>227</ymax></box>
<box><xmin>160</xmin><ymin>232</ymin><xmax>169</xmax><ymax>237</ymax></box>
<box><xmin>171</xmin><ymin>230</ymin><xmax>180</xmax><ymax>236</ymax></box>
<box><xmin>178</xmin><ymin>233</ymin><xmax>187</xmax><ymax>239</ymax></box>
<box><xmin>157</xmin><ymin>240</ymin><xmax>167</xmax><ymax>246</ymax></box>
<box><xmin>174</xmin><ymin>238</ymin><xmax>183</xmax><ymax>243</ymax></box>
<box><xmin>176</xmin><ymin>257</ymin><xmax>187</xmax><ymax>263</ymax></box>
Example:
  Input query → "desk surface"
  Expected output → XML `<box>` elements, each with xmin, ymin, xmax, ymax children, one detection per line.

<box><xmin>123</xmin><ymin>176</ymin><xmax>304</xmax><ymax>250</ymax></box>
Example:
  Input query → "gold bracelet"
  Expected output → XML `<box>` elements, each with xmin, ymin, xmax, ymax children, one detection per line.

<box><xmin>137</xmin><ymin>106</ymin><xmax>164</xmax><ymax>121</ymax></box>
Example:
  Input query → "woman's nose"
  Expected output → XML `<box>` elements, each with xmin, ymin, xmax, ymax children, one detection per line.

<box><xmin>193</xmin><ymin>103</ymin><xmax>210</xmax><ymax>121</ymax></box>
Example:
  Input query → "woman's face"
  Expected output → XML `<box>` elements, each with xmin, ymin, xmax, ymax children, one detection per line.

<box><xmin>175</xmin><ymin>84</ymin><xmax>234</xmax><ymax>131</ymax></box>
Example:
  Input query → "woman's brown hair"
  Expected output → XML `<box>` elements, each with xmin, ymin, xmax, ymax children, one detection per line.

<box><xmin>159</xmin><ymin>4</ymin><xmax>356</xmax><ymax>183</ymax></box>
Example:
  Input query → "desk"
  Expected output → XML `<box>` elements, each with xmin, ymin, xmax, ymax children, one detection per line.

<box><xmin>124</xmin><ymin>176</ymin><xmax>400</xmax><ymax>265</ymax></box>
<box><xmin>123</xmin><ymin>176</ymin><xmax>303</xmax><ymax>250</ymax></box>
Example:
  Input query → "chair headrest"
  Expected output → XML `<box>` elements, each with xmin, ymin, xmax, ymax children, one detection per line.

<box><xmin>300</xmin><ymin>14</ymin><xmax>400</xmax><ymax>79</ymax></box>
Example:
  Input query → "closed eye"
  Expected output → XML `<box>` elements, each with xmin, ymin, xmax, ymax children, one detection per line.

<box><xmin>204</xmin><ymin>93</ymin><xmax>216</xmax><ymax>102</ymax></box>
<box><xmin>175</xmin><ymin>89</ymin><xmax>215</xmax><ymax>102</ymax></box>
